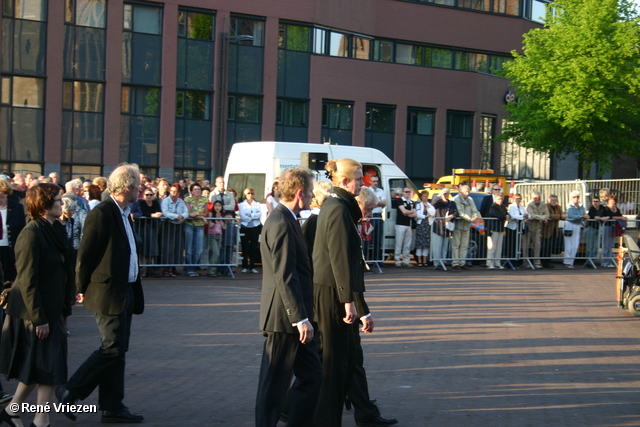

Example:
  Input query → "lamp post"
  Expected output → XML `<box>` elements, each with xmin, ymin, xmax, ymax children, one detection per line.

<box><xmin>215</xmin><ymin>15</ymin><xmax>253</xmax><ymax>178</ymax></box>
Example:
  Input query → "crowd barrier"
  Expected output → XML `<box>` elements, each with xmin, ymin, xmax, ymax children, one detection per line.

<box><xmin>133</xmin><ymin>216</ymin><xmax>240</xmax><ymax>278</ymax></box>
<box><xmin>429</xmin><ymin>217</ymin><xmax>638</xmax><ymax>271</ymax></box>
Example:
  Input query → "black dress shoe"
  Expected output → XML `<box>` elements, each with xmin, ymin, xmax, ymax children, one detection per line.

<box><xmin>54</xmin><ymin>385</ymin><xmax>77</xmax><ymax>421</ymax></box>
<box><xmin>356</xmin><ymin>415</ymin><xmax>399</xmax><ymax>426</ymax></box>
<box><xmin>101</xmin><ymin>409</ymin><xmax>144</xmax><ymax>423</ymax></box>
<box><xmin>0</xmin><ymin>408</ymin><xmax>21</xmax><ymax>427</ymax></box>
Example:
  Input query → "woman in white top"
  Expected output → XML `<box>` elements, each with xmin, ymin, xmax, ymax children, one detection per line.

<box><xmin>414</xmin><ymin>190</ymin><xmax>436</xmax><ymax>267</ymax></box>
<box><xmin>239</xmin><ymin>187</ymin><xmax>262</xmax><ymax>273</ymax></box>
<box><xmin>506</xmin><ymin>193</ymin><xmax>529</xmax><ymax>267</ymax></box>
<box><xmin>266</xmin><ymin>182</ymin><xmax>280</xmax><ymax>215</ymax></box>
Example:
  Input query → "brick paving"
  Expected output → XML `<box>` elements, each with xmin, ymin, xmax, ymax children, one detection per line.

<box><xmin>5</xmin><ymin>263</ymin><xmax>640</xmax><ymax>427</ymax></box>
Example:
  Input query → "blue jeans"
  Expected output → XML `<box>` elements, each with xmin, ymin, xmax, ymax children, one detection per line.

<box><xmin>184</xmin><ymin>224</ymin><xmax>204</xmax><ymax>274</ymax></box>
<box><xmin>585</xmin><ymin>226</ymin><xmax>600</xmax><ymax>259</ymax></box>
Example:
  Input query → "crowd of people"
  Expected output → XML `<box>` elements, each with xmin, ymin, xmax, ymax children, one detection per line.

<box><xmin>386</xmin><ymin>183</ymin><xmax>631</xmax><ymax>271</ymax></box>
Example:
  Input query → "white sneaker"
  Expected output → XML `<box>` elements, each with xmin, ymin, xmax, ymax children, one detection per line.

<box><xmin>251</xmin><ymin>269</ymin><xmax>259</xmax><ymax>274</ymax></box>
<box><xmin>242</xmin><ymin>268</ymin><xmax>248</xmax><ymax>273</ymax></box>
<box><xmin>487</xmin><ymin>266</ymin><xmax>496</xmax><ymax>269</ymax></box>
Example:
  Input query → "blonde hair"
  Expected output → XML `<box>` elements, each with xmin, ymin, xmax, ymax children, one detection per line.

<box><xmin>325</xmin><ymin>158</ymin><xmax>362</xmax><ymax>187</ymax></box>
<box><xmin>0</xmin><ymin>179</ymin><xmax>13</xmax><ymax>195</ymax></box>
<box><xmin>311</xmin><ymin>181</ymin><xmax>333</xmax><ymax>209</ymax></box>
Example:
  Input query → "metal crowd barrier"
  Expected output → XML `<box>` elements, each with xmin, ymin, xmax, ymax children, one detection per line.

<box><xmin>361</xmin><ymin>217</ymin><xmax>385</xmax><ymax>273</ymax></box>
<box><xmin>133</xmin><ymin>216</ymin><xmax>241</xmax><ymax>278</ymax></box>
<box><xmin>428</xmin><ymin>216</ymin><xmax>639</xmax><ymax>271</ymax></box>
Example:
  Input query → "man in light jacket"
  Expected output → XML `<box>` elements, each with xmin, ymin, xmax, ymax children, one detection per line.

<box><xmin>451</xmin><ymin>184</ymin><xmax>480</xmax><ymax>270</ymax></box>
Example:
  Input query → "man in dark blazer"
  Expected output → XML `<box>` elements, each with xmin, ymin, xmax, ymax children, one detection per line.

<box><xmin>56</xmin><ymin>164</ymin><xmax>145</xmax><ymax>423</ymax></box>
<box><xmin>255</xmin><ymin>167</ymin><xmax>322</xmax><ymax>427</ymax></box>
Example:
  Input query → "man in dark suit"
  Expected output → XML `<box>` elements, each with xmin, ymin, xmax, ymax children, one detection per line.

<box><xmin>255</xmin><ymin>167</ymin><xmax>322</xmax><ymax>427</ymax></box>
<box><xmin>56</xmin><ymin>163</ymin><xmax>145</xmax><ymax>423</ymax></box>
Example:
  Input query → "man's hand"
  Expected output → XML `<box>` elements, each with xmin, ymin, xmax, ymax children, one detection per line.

<box><xmin>343</xmin><ymin>302</ymin><xmax>357</xmax><ymax>324</ymax></box>
<box><xmin>361</xmin><ymin>316</ymin><xmax>374</xmax><ymax>333</ymax></box>
<box><xmin>35</xmin><ymin>324</ymin><xmax>49</xmax><ymax>340</ymax></box>
<box><xmin>297</xmin><ymin>321</ymin><xmax>314</xmax><ymax>344</ymax></box>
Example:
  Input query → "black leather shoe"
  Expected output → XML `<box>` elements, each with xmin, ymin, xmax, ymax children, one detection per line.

<box><xmin>55</xmin><ymin>385</ymin><xmax>77</xmax><ymax>421</ymax></box>
<box><xmin>101</xmin><ymin>409</ymin><xmax>144</xmax><ymax>423</ymax></box>
<box><xmin>356</xmin><ymin>415</ymin><xmax>399</xmax><ymax>426</ymax></box>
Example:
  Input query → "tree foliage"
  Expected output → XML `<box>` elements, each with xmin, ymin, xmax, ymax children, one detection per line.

<box><xmin>499</xmin><ymin>0</ymin><xmax>640</xmax><ymax>175</ymax></box>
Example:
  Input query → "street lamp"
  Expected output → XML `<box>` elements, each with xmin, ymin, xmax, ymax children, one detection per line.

<box><xmin>215</xmin><ymin>15</ymin><xmax>253</xmax><ymax>178</ymax></box>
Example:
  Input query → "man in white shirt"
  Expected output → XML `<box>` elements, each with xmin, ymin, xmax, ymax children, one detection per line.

<box><xmin>210</xmin><ymin>176</ymin><xmax>236</xmax><ymax>212</ymax></box>
<box><xmin>367</xmin><ymin>176</ymin><xmax>386</xmax><ymax>261</ymax></box>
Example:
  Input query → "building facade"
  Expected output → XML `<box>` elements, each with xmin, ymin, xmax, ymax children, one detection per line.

<box><xmin>1</xmin><ymin>0</ymin><xmax>544</xmax><ymax>184</ymax></box>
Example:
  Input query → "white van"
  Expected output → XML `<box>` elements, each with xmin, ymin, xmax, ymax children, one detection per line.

<box><xmin>224</xmin><ymin>141</ymin><xmax>418</xmax><ymax>256</ymax></box>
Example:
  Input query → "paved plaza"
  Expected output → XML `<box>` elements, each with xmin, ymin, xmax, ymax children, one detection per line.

<box><xmin>5</xmin><ymin>264</ymin><xmax>640</xmax><ymax>426</ymax></box>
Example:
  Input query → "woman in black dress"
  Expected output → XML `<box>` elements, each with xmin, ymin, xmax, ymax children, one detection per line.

<box><xmin>312</xmin><ymin>158</ymin><xmax>367</xmax><ymax>426</ymax></box>
<box><xmin>0</xmin><ymin>183</ymin><xmax>75</xmax><ymax>427</ymax></box>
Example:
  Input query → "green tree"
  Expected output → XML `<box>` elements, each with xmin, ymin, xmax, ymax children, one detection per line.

<box><xmin>499</xmin><ymin>0</ymin><xmax>640</xmax><ymax>176</ymax></box>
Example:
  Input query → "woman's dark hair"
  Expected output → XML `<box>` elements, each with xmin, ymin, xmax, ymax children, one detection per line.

<box><xmin>189</xmin><ymin>182</ymin><xmax>202</xmax><ymax>193</ymax></box>
<box><xmin>88</xmin><ymin>184</ymin><xmax>102</xmax><ymax>201</ymax></box>
<box><xmin>26</xmin><ymin>183</ymin><xmax>61</xmax><ymax>219</ymax></box>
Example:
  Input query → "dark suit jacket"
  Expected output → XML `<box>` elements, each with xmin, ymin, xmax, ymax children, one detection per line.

<box><xmin>312</xmin><ymin>188</ymin><xmax>368</xmax><ymax>313</ymax></box>
<box><xmin>3</xmin><ymin>199</ymin><xmax>26</xmax><ymax>252</ymax></box>
<box><xmin>259</xmin><ymin>203</ymin><xmax>313</xmax><ymax>334</ymax></box>
<box><xmin>6</xmin><ymin>218</ymin><xmax>74</xmax><ymax>326</ymax></box>
<box><xmin>76</xmin><ymin>197</ymin><xmax>144</xmax><ymax>316</ymax></box>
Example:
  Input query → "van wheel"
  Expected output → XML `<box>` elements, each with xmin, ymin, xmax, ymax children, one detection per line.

<box><xmin>628</xmin><ymin>294</ymin><xmax>640</xmax><ymax>316</ymax></box>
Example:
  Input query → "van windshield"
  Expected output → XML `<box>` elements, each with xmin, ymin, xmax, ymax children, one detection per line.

<box><xmin>228</xmin><ymin>173</ymin><xmax>266</xmax><ymax>202</ymax></box>
<box><xmin>388</xmin><ymin>178</ymin><xmax>419</xmax><ymax>201</ymax></box>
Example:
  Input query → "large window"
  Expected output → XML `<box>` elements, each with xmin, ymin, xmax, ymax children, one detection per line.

<box><xmin>445</xmin><ymin>111</ymin><xmax>474</xmax><ymax>171</ymax></box>
<box><xmin>62</xmin><ymin>81</ymin><xmax>104</xmax><ymax>164</ymax></box>
<box><xmin>63</xmin><ymin>0</ymin><xmax>106</xmax><ymax>171</ymax></box>
<box><xmin>365</xmin><ymin>104</ymin><xmax>395</xmax><ymax>159</ymax></box>
<box><xmin>480</xmin><ymin>115</ymin><xmax>496</xmax><ymax>170</ymax></box>
<box><xmin>1</xmin><ymin>0</ymin><xmax>47</xmax><ymax>168</ymax></box>
<box><xmin>121</xmin><ymin>2</ymin><xmax>162</xmax><ymax>167</ymax></box>
<box><xmin>322</xmin><ymin>100</ymin><xmax>353</xmax><ymax>145</ymax></box>
<box><xmin>226</xmin><ymin>15</ymin><xmax>265</xmax><ymax>152</ymax></box>
<box><xmin>406</xmin><ymin>108</ymin><xmax>435</xmax><ymax>183</ymax></box>
<box><xmin>176</xmin><ymin>8</ymin><xmax>214</xmax><ymax>175</ymax></box>
<box><xmin>276</xmin><ymin>98</ymin><xmax>308</xmax><ymax>142</ymax></box>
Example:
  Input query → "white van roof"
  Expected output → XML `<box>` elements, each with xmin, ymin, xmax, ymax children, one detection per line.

<box><xmin>229</xmin><ymin>141</ymin><xmax>398</xmax><ymax>166</ymax></box>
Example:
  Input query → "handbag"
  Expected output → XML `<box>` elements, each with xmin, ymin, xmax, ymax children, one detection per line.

<box><xmin>613</xmin><ymin>221</ymin><xmax>626</xmax><ymax>236</ymax></box>
<box><xmin>445</xmin><ymin>220</ymin><xmax>455</xmax><ymax>232</ymax></box>
<box><xmin>564</xmin><ymin>229</ymin><xmax>573</xmax><ymax>237</ymax></box>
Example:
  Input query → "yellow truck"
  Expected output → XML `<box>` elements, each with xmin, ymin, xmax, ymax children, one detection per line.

<box><xmin>423</xmin><ymin>169</ymin><xmax>509</xmax><ymax>199</ymax></box>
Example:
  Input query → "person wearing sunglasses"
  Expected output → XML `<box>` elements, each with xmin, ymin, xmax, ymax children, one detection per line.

<box><xmin>239</xmin><ymin>188</ymin><xmax>262</xmax><ymax>273</ymax></box>
<box><xmin>393</xmin><ymin>187</ymin><xmax>416</xmax><ymax>268</ymax></box>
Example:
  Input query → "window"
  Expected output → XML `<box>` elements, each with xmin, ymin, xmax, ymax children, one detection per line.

<box><xmin>329</xmin><ymin>31</ymin><xmax>350</xmax><ymax>57</ymax></box>
<box><xmin>432</xmin><ymin>48</ymin><xmax>453</xmax><ymax>68</ymax></box>
<box><xmin>276</xmin><ymin>99</ymin><xmax>307</xmax><ymax>126</ymax></box>
<box><xmin>313</xmin><ymin>28</ymin><xmax>327</xmax><ymax>54</ymax></box>
<box><xmin>279</xmin><ymin>23</ymin><xmax>310</xmax><ymax>52</ymax></box>
<box><xmin>352</xmin><ymin>36</ymin><xmax>372</xmax><ymax>60</ymax></box>
<box><xmin>322</xmin><ymin>102</ymin><xmax>352</xmax><ymax>130</ymax></box>
<box><xmin>366</xmin><ymin>105</ymin><xmax>395</xmax><ymax>133</ymax></box>
<box><xmin>176</xmin><ymin>91</ymin><xmax>210</xmax><ymax>120</ymax></box>
<box><xmin>228</xmin><ymin>95</ymin><xmax>261</xmax><ymax>123</ymax></box>
<box><xmin>407</xmin><ymin>109</ymin><xmax>434</xmax><ymax>135</ymax></box>
<box><xmin>396</xmin><ymin>43</ymin><xmax>423</xmax><ymax>65</ymax></box>
<box><xmin>122</xmin><ymin>3</ymin><xmax>163</xmax><ymax>85</ymax></box>
<box><xmin>63</xmin><ymin>81</ymin><xmax>104</xmax><ymax>112</ymax></box>
<box><xmin>373</xmin><ymin>40</ymin><xmax>393</xmax><ymax>62</ymax></box>
<box><xmin>178</xmin><ymin>10</ymin><xmax>213</xmax><ymax>40</ymax></box>
<box><xmin>480</xmin><ymin>115</ymin><xmax>496</xmax><ymax>170</ymax></box>
<box><xmin>65</xmin><ymin>0</ymin><xmax>106</xmax><ymax>27</ymax></box>
<box><xmin>447</xmin><ymin>112</ymin><xmax>473</xmax><ymax>138</ymax></box>
<box><xmin>230</xmin><ymin>16</ymin><xmax>264</xmax><ymax>46</ymax></box>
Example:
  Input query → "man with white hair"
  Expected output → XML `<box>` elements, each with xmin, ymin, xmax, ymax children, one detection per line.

<box><xmin>57</xmin><ymin>163</ymin><xmax>145</xmax><ymax>423</ymax></box>
<box><xmin>66</xmin><ymin>180</ymin><xmax>89</xmax><ymax>211</ymax></box>
<box><xmin>524</xmin><ymin>190</ymin><xmax>549</xmax><ymax>269</ymax></box>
